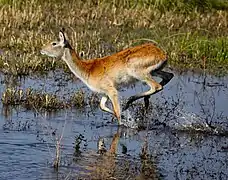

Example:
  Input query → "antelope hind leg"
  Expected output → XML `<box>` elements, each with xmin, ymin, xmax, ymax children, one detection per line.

<box><xmin>123</xmin><ymin>70</ymin><xmax>174</xmax><ymax>111</ymax></box>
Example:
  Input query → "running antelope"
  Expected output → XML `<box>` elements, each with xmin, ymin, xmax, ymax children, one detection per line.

<box><xmin>40</xmin><ymin>29</ymin><xmax>173</xmax><ymax>125</ymax></box>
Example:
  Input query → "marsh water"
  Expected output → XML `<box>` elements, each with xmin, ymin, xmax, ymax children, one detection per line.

<box><xmin>0</xmin><ymin>69</ymin><xmax>228</xmax><ymax>180</ymax></box>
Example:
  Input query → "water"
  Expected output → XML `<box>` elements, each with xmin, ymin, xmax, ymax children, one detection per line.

<box><xmin>0</xmin><ymin>69</ymin><xmax>228</xmax><ymax>180</ymax></box>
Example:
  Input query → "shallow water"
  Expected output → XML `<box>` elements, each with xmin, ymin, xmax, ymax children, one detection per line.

<box><xmin>0</xmin><ymin>70</ymin><xmax>228</xmax><ymax>180</ymax></box>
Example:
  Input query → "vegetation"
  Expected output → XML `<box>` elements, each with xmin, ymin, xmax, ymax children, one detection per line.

<box><xmin>0</xmin><ymin>0</ymin><xmax>227</xmax><ymax>112</ymax></box>
<box><xmin>0</xmin><ymin>1</ymin><xmax>227</xmax><ymax>178</ymax></box>
<box><xmin>0</xmin><ymin>0</ymin><xmax>227</xmax><ymax>76</ymax></box>
<box><xmin>1</xmin><ymin>87</ymin><xmax>99</xmax><ymax>111</ymax></box>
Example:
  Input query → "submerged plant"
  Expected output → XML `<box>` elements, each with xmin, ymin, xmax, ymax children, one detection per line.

<box><xmin>73</xmin><ymin>134</ymin><xmax>87</xmax><ymax>157</ymax></box>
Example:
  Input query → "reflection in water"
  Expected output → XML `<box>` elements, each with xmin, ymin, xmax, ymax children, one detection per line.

<box><xmin>1</xmin><ymin>105</ymin><xmax>13</xmax><ymax>119</ymax></box>
<box><xmin>73</xmin><ymin>127</ymin><xmax>159</xmax><ymax>179</ymax></box>
<box><xmin>0</xmin><ymin>70</ymin><xmax>228</xmax><ymax>180</ymax></box>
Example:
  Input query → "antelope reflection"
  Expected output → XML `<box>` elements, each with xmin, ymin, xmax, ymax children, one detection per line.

<box><xmin>76</xmin><ymin>127</ymin><xmax>159</xmax><ymax>179</ymax></box>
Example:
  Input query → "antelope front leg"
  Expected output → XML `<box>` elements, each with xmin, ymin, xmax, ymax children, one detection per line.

<box><xmin>100</xmin><ymin>96</ymin><xmax>115</xmax><ymax>115</ymax></box>
<box><xmin>106</xmin><ymin>89</ymin><xmax>122</xmax><ymax>125</ymax></box>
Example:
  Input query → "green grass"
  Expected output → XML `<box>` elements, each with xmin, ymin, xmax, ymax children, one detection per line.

<box><xmin>0</xmin><ymin>0</ymin><xmax>227</xmax><ymax>76</ymax></box>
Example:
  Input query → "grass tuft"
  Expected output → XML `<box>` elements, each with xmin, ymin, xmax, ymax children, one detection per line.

<box><xmin>70</xmin><ymin>90</ymin><xmax>86</xmax><ymax>108</ymax></box>
<box><xmin>1</xmin><ymin>86</ymin><xmax>100</xmax><ymax>112</ymax></box>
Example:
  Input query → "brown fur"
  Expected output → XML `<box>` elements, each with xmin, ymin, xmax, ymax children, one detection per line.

<box><xmin>41</xmin><ymin>31</ymin><xmax>173</xmax><ymax>125</ymax></box>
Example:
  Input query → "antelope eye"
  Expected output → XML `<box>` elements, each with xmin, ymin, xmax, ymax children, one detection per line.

<box><xmin>52</xmin><ymin>42</ymin><xmax>57</xmax><ymax>46</ymax></box>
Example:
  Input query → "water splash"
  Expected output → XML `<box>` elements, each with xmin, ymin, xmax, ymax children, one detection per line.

<box><xmin>167</xmin><ymin>108</ymin><xmax>228</xmax><ymax>134</ymax></box>
<box><xmin>120</xmin><ymin>110</ymin><xmax>138</xmax><ymax>129</ymax></box>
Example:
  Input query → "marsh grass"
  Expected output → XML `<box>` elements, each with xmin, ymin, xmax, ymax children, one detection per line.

<box><xmin>0</xmin><ymin>0</ymin><xmax>227</xmax><ymax>76</ymax></box>
<box><xmin>1</xmin><ymin>87</ymin><xmax>64</xmax><ymax>110</ymax></box>
<box><xmin>1</xmin><ymin>87</ymin><xmax>99</xmax><ymax>111</ymax></box>
<box><xmin>70</xmin><ymin>90</ymin><xmax>86</xmax><ymax>108</ymax></box>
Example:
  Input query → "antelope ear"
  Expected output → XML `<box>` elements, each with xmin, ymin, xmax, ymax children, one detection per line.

<box><xmin>59</xmin><ymin>30</ymin><xmax>65</xmax><ymax>43</ymax></box>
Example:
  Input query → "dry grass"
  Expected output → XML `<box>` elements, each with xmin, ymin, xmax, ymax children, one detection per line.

<box><xmin>0</xmin><ymin>0</ymin><xmax>227</xmax><ymax>76</ymax></box>
<box><xmin>1</xmin><ymin>87</ymin><xmax>99</xmax><ymax>111</ymax></box>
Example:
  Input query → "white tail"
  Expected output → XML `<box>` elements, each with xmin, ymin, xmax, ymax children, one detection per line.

<box><xmin>41</xmin><ymin>29</ymin><xmax>173</xmax><ymax>125</ymax></box>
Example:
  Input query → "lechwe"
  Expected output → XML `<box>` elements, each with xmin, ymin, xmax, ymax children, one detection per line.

<box><xmin>41</xmin><ymin>29</ymin><xmax>173</xmax><ymax>125</ymax></box>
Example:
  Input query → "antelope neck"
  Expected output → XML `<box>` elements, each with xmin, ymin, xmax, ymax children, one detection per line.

<box><xmin>62</xmin><ymin>48</ymin><xmax>89</xmax><ymax>83</ymax></box>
